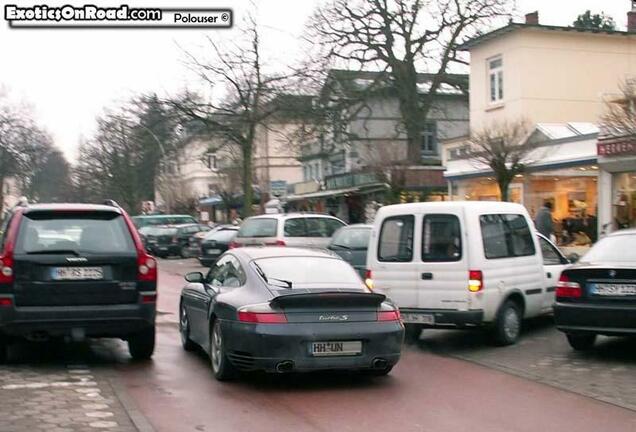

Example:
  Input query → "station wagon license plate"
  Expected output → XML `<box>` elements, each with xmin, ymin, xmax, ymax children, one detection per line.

<box><xmin>310</xmin><ymin>341</ymin><xmax>362</xmax><ymax>357</ymax></box>
<box><xmin>401</xmin><ymin>313</ymin><xmax>435</xmax><ymax>325</ymax></box>
<box><xmin>51</xmin><ymin>267</ymin><xmax>104</xmax><ymax>281</ymax></box>
<box><xmin>589</xmin><ymin>283</ymin><xmax>636</xmax><ymax>296</ymax></box>
<box><xmin>206</xmin><ymin>249</ymin><xmax>222</xmax><ymax>255</ymax></box>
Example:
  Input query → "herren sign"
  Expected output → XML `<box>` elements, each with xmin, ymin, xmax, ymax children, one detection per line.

<box><xmin>597</xmin><ymin>141</ymin><xmax>636</xmax><ymax>157</ymax></box>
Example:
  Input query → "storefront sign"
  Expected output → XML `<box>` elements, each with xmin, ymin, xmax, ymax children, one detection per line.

<box><xmin>597</xmin><ymin>141</ymin><xmax>636</xmax><ymax>157</ymax></box>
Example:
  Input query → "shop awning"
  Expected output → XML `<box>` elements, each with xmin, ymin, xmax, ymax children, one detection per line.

<box><xmin>284</xmin><ymin>183</ymin><xmax>388</xmax><ymax>202</ymax></box>
<box><xmin>445</xmin><ymin>137</ymin><xmax>598</xmax><ymax>180</ymax></box>
<box><xmin>199</xmin><ymin>196</ymin><xmax>222</xmax><ymax>206</ymax></box>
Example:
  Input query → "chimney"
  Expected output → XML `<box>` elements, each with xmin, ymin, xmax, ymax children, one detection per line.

<box><xmin>525</xmin><ymin>11</ymin><xmax>539</xmax><ymax>25</ymax></box>
<box><xmin>628</xmin><ymin>1</ymin><xmax>636</xmax><ymax>32</ymax></box>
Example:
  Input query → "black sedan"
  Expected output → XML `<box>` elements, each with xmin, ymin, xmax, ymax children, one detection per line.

<box><xmin>198</xmin><ymin>226</ymin><xmax>239</xmax><ymax>266</ymax></box>
<box><xmin>554</xmin><ymin>229</ymin><xmax>636</xmax><ymax>351</ymax></box>
<box><xmin>179</xmin><ymin>247</ymin><xmax>404</xmax><ymax>380</ymax></box>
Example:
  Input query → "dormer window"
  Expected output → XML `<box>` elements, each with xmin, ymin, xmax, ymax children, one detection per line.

<box><xmin>489</xmin><ymin>56</ymin><xmax>504</xmax><ymax>103</ymax></box>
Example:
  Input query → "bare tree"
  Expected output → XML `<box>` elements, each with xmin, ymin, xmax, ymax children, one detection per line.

<box><xmin>601</xmin><ymin>79</ymin><xmax>636</xmax><ymax>139</ymax></box>
<box><xmin>310</xmin><ymin>0</ymin><xmax>510</xmax><ymax>161</ymax></box>
<box><xmin>0</xmin><ymin>95</ymin><xmax>55</xmax><ymax>213</ymax></box>
<box><xmin>167</xmin><ymin>16</ymin><xmax>301</xmax><ymax>217</ymax></box>
<box><xmin>467</xmin><ymin>120</ymin><xmax>534</xmax><ymax>202</ymax></box>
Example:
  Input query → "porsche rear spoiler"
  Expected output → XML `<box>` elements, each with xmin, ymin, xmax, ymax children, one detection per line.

<box><xmin>270</xmin><ymin>291</ymin><xmax>386</xmax><ymax>308</ymax></box>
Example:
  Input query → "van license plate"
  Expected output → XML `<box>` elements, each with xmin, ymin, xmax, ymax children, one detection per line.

<box><xmin>310</xmin><ymin>341</ymin><xmax>362</xmax><ymax>357</ymax></box>
<box><xmin>51</xmin><ymin>267</ymin><xmax>103</xmax><ymax>280</ymax></box>
<box><xmin>402</xmin><ymin>313</ymin><xmax>435</xmax><ymax>324</ymax></box>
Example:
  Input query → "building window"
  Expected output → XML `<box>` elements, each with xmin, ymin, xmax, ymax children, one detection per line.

<box><xmin>488</xmin><ymin>56</ymin><xmax>503</xmax><ymax>103</ymax></box>
<box><xmin>420</xmin><ymin>122</ymin><xmax>437</xmax><ymax>158</ymax></box>
<box><xmin>303</xmin><ymin>165</ymin><xmax>310</xmax><ymax>181</ymax></box>
<box><xmin>207</xmin><ymin>153</ymin><xmax>217</xmax><ymax>171</ymax></box>
<box><xmin>448</xmin><ymin>145</ymin><xmax>470</xmax><ymax>160</ymax></box>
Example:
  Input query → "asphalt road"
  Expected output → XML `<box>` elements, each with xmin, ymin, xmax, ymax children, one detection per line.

<box><xmin>1</xmin><ymin>257</ymin><xmax>634</xmax><ymax>432</ymax></box>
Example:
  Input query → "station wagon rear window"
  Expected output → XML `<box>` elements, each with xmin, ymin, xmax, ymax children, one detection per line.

<box><xmin>378</xmin><ymin>215</ymin><xmax>414</xmax><ymax>262</ymax></box>
<box><xmin>237</xmin><ymin>218</ymin><xmax>278</xmax><ymax>238</ymax></box>
<box><xmin>16</xmin><ymin>212</ymin><xmax>135</xmax><ymax>254</ymax></box>
<box><xmin>480</xmin><ymin>214</ymin><xmax>535</xmax><ymax>259</ymax></box>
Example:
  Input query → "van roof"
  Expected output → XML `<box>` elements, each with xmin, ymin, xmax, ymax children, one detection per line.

<box><xmin>377</xmin><ymin>201</ymin><xmax>527</xmax><ymax>215</ymax></box>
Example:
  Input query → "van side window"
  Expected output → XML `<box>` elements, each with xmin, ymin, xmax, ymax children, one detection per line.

<box><xmin>284</xmin><ymin>218</ymin><xmax>306</xmax><ymax>237</ymax></box>
<box><xmin>422</xmin><ymin>214</ymin><xmax>462</xmax><ymax>262</ymax></box>
<box><xmin>480</xmin><ymin>214</ymin><xmax>536</xmax><ymax>259</ymax></box>
<box><xmin>378</xmin><ymin>215</ymin><xmax>414</xmax><ymax>262</ymax></box>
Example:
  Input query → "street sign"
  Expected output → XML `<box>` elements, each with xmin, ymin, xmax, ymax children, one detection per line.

<box><xmin>270</xmin><ymin>180</ymin><xmax>287</xmax><ymax>198</ymax></box>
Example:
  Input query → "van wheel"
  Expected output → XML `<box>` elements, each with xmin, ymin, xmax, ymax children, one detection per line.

<box><xmin>128</xmin><ymin>327</ymin><xmax>155</xmax><ymax>360</ymax></box>
<box><xmin>566</xmin><ymin>333</ymin><xmax>596</xmax><ymax>351</ymax></box>
<box><xmin>404</xmin><ymin>324</ymin><xmax>422</xmax><ymax>344</ymax></box>
<box><xmin>492</xmin><ymin>300</ymin><xmax>522</xmax><ymax>346</ymax></box>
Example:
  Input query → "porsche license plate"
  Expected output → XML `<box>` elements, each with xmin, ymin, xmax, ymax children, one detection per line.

<box><xmin>310</xmin><ymin>341</ymin><xmax>362</xmax><ymax>357</ymax></box>
<box><xmin>402</xmin><ymin>313</ymin><xmax>435</xmax><ymax>324</ymax></box>
<box><xmin>51</xmin><ymin>267</ymin><xmax>103</xmax><ymax>281</ymax></box>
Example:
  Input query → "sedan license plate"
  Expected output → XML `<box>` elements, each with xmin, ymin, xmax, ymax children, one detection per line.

<box><xmin>402</xmin><ymin>313</ymin><xmax>435</xmax><ymax>325</ymax></box>
<box><xmin>310</xmin><ymin>341</ymin><xmax>362</xmax><ymax>357</ymax></box>
<box><xmin>206</xmin><ymin>248</ymin><xmax>222</xmax><ymax>255</ymax></box>
<box><xmin>51</xmin><ymin>267</ymin><xmax>103</xmax><ymax>281</ymax></box>
<box><xmin>589</xmin><ymin>283</ymin><xmax>636</xmax><ymax>297</ymax></box>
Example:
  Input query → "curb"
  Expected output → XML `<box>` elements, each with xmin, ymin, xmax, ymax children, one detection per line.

<box><xmin>108</xmin><ymin>371</ymin><xmax>157</xmax><ymax>432</ymax></box>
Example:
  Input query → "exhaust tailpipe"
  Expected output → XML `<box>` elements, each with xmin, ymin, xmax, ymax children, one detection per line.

<box><xmin>372</xmin><ymin>358</ymin><xmax>388</xmax><ymax>370</ymax></box>
<box><xmin>275</xmin><ymin>360</ymin><xmax>294</xmax><ymax>373</ymax></box>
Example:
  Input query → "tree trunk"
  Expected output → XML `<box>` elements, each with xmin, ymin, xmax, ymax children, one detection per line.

<box><xmin>0</xmin><ymin>173</ymin><xmax>5</xmax><ymax>218</ymax></box>
<box><xmin>241</xmin><ymin>145</ymin><xmax>253</xmax><ymax>217</ymax></box>
<box><xmin>498</xmin><ymin>178</ymin><xmax>511</xmax><ymax>202</ymax></box>
<box><xmin>393</xmin><ymin>61</ymin><xmax>424</xmax><ymax>163</ymax></box>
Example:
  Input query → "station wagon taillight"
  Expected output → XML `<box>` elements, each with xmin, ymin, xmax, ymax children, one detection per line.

<box><xmin>265</xmin><ymin>240</ymin><xmax>286</xmax><ymax>246</ymax></box>
<box><xmin>228</xmin><ymin>240</ymin><xmax>240</xmax><ymax>249</ymax></box>
<box><xmin>468</xmin><ymin>270</ymin><xmax>483</xmax><ymax>292</ymax></box>
<box><xmin>556</xmin><ymin>274</ymin><xmax>581</xmax><ymax>299</ymax></box>
<box><xmin>0</xmin><ymin>211</ymin><xmax>21</xmax><ymax>284</ymax></box>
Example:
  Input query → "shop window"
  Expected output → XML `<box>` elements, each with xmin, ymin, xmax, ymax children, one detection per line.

<box><xmin>488</xmin><ymin>56</ymin><xmax>504</xmax><ymax>103</ymax></box>
<box><xmin>420</xmin><ymin>122</ymin><xmax>437</xmax><ymax>159</ymax></box>
<box><xmin>422</xmin><ymin>214</ymin><xmax>462</xmax><ymax>262</ymax></box>
<box><xmin>480</xmin><ymin>214</ymin><xmax>535</xmax><ymax>259</ymax></box>
<box><xmin>378</xmin><ymin>215</ymin><xmax>414</xmax><ymax>262</ymax></box>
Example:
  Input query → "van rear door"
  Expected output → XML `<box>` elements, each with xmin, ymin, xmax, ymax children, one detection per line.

<box><xmin>414</xmin><ymin>211</ymin><xmax>470</xmax><ymax>314</ymax></box>
<box><xmin>370</xmin><ymin>214</ymin><xmax>418</xmax><ymax>307</ymax></box>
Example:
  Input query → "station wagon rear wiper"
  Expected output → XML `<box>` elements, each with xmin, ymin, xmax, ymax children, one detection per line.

<box><xmin>268</xmin><ymin>278</ymin><xmax>293</xmax><ymax>289</ymax></box>
<box><xmin>26</xmin><ymin>249</ymin><xmax>81</xmax><ymax>256</ymax></box>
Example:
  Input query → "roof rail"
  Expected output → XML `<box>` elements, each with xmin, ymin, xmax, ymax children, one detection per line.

<box><xmin>102</xmin><ymin>199</ymin><xmax>120</xmax><ymax>208</ymax></box>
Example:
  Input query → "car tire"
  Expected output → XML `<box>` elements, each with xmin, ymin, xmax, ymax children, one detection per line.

<box><xmin>492</xmin><ymin>300</ymin><xmax>522</xmax><ymax>346</ymax></box>
<box><xmin>128</xmin><ymin>327</ymin><xmax>155</xmax><ymax>360</ymax></box>
<box><xmin>403</xmin><ymin>324</ymin><xmax>422</xmax><ymax>344</ymax></box>
<box><xmin>566</xmin><ymin>333</ymin><xmax>596</xmax><ymax>351</ymax></box>
<box><xmin>0</xmin><ymin>338</ymin><xmax>8</xmax><ymax>364</ymax></box>
<box><xmin>209</xmin><ymin>320</ymin><xmax>237</xmax><ymax>381</ymax></box>
<box><xmin>179</xmin><ymin>304</ymin><xmax>197</xmax><ymax>352</ymax></box>
<box><xmin>180</xmin><ymin>246</ymin><xmax>190</xmax><ymax>259</ymax></box>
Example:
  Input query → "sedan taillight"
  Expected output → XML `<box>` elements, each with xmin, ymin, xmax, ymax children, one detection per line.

<box><xmin>377</xmin><ymin>302</ymin><xmax>401</xmax><ymax>321</ymax></box>
<box><xmin>556</xmin><ymin>274</ymin><xmax>582</xmax><ymax>299</ymax></box>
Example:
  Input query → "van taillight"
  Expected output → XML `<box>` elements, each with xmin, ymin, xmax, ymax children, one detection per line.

<box><xmin>364</xmin><ymin>269</ymin><xmax>374</xmax><ymax>290</ymax></box>
<box><xmin>556</xmin><ymin>274</ymin><xmax>581</xmax><ymax>299</ymax></box>
<box><xmin>468</xmin><ymin>270</ymin><xmax>483</xmax><ymax>292</ymax></box>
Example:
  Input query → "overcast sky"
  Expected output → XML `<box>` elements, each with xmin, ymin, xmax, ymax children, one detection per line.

<box><xmin>1</xmin><ymin>0</ymin><xmax>632</xmax><ymax>161</ymax></box>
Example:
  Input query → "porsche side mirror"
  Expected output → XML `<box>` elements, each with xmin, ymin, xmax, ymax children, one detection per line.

<box><xmin>185</xmin><ymin>271</ymin><xmax>204</xmax><ymax>283</ymax></box>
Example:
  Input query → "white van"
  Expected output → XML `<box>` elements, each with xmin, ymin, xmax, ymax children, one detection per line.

<box><xmin>366</xmin><ymin>201</ymin><xmax>568</xmax><ymax>345</ymax></box>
